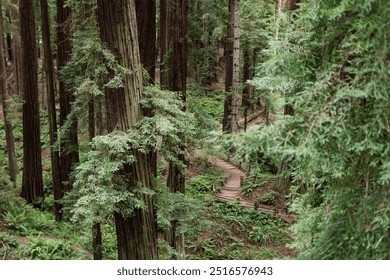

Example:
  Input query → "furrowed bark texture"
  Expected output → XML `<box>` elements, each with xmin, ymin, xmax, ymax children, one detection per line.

<box><xmin>97</xmin><ymin>0</ymin><xmax>157</xmax><ymax>260</ymax></box>
<box><xmin>20</xmin><ymin>0</ymin><xmax>44</xmax><ymax>205</ymax></box>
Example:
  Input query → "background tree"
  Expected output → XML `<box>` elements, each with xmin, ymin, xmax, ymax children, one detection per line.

<box><xmin>20</xmin><ymin>0</ymin><xmax>44</xmax><ymax>205</ymax></box>
<box><xmin>39</xmin><ymin>0</ymin><xmax>61</xmax><ymax>220</ymax></box>
<box><xmin>0</xmin><ymin>0</ymin><xmax>17</xmax><ymax>185</ymax></box>
<box><xmin>222</xmin><ymin>0</ymin><xmax>240</xmax><ymax>133</ymax></box>
<box><xmin>160</xmin><ymin>0</ymin><xmax>189</xmax><ymax>259</ymax></box>
<box><xmin>57</xmin><ymin>0</ymin><xmax>79</xmax><ymax>219</ymax></box>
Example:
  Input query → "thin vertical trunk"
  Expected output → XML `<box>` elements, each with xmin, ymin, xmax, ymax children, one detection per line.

<box><xmin>57</xmin><ymin>0</ymin><xmax>79</xmax><ymax>218</ymax></box>
<box><xmin>88</xmin><ymin>97</ymin><xmax>103</xmax><ymax>260</ymax></box>
<box><xmin>39</xmin><ymin>0</ymin><xmax>61</xmax><ymax>220</ymax></box>
<box><xmin>222</xmin><ymin>0</ymin><xmax>235</xmax><ymax>133</ymax></box>
<box><xmin>9</xmin><ymin>0</ymin><xmax>21</xmax><ymax>96</ymax></box>
<box><xmin>135</xmin><ymin>0</ymin><xmax>156</xmax><ymax>84</ymax></box>
<box><xmin>160</xmin><ymin>0</ymin><xmax>188</xmax><ymax>259</ymax></box>
<box><xmin>159</xmin><ymin>0</ymin><xmax>169</xmax><ymax>88</ymax></box>
<box><xmin>97</xmin><ymin>0</ymin><xmax>157</xmax><ymax>260</ymax></box>
<box><xmin>20</xmin><ymin>0</ymin><xmax>44</xmax><ymax>205</ymax></box>
<box><xmin>135</xmin><ymin>0</ymin><xmax>157</xmax><ymax>178</ymax></box>
<box><xmin>0</xmin><ymin>1</ymin><xmax>17</xmax><ymax>185</ymax></box>
<box><xmin>231</xmin><ymin>0</ymin><xmax>240</xmax><ymax>133</ymax></box>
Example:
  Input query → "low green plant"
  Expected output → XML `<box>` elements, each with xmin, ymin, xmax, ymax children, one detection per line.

<box><xmin>244</xmin><ymin>247</ymin><xmax>280</xmax><ymax>260</ymax></box>
<box><xmin>248</xmin><ymin>220</ymin><xmax>290</xmax><ymax>246</ymax></box>
<box><xmin>258</xmin><ymin>191</ymin><xmax>278</xmax><ymax>205</ymax></box>
<box><xmin>0</xmin><ymin>232</ymin><xmax>20</xmax><ymax>260</ymax></box>
<box><xmin>19</xmin><ymin>236</ymin><xmax>89</xmax><ymax>260</ymax></box>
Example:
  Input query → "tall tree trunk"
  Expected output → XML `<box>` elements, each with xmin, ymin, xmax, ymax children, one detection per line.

<box><xmin>97</xmin><ymin>0</ymin><xmax>157</xmax><ymax>260</ymax></box>
<box><xmin>88</xmin><ymin>97</ymin><xmax>103</xmax><ymax>260</ymax></box>
<box><xmin>8</xmin><ymin>0</ymin><xmax>22</xmax><ymax>96</ymax></box>
<box><xmin>20</xmin><ymin>0</ymin><xmax>44</xmax><ymax>205</ymax></box>
<box><xmin>159</xmin><ymin>0</ymin><xmax>169</xmax><ymax>88</ymax></box>
<box><xmin>135</xmin><ymin>0</ymin><xmax>157</xmax><ymax>178</ymax></box>
<box><xmin>223</xmin><ymin>0</ymin><xmax>240</xmax><ymax>133</ymax></box>
<box><xmin>135</xmin><ymin>0</ymin><xmax>156</xmax><ymax>84</ymax></box>
<box><xmin>0</xmin><ymin>1</ymin><xmax>17</xmax><ymax>185</ymax></box>
<box><xmin>57</xmin><ymin>0</ymin><xmax>79</xmax><ymax>219</ymax></box>
<box><xmin>231</xmin><ymin>0</ymin><xmax>240</xmax><ymax>133</ymax></box>
<box><xmin>39</xmin><ymin>0</ymin><xmax>61</xmax><ymax>220</ymax></box>
<box><xmin>160</xmin><ymin>0</ymin><xmax>188</xmax><ymax>259</ymax></box>
<box><xmin>242</xmin><ymin>42</ymin><xmax>254</xmax><ymax>132</ymax></box>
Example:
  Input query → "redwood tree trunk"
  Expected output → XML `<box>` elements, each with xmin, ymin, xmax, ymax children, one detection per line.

<box><xmin>0</xmin><ymin>1</ymin><xmax>17</xmax><ymax>185</ymax></box>
<box><xmin>160</xmin><ymin>0</ymin><xmax>188</xmax><ymax>259</ymax></box>
<box><xmin>20</xmin><ymin>0</ymin><xmax>44</xmax><ymax>205</ymax></box>
<box><xmin>40</xmin><ymin>0</ymin><xmax>61</xmax><ymax>220</ymax></box>
<box><xmin>222</xmin><ymin>0</ymin><xmax>235</xmax><ymax>133</ymax></box>
<box><xmin>57</xmin><ymin>0</ymin><xmax>79</xmax><ymax>218</ymax></box>
<box><xmin>97</xmin><ymin>0</ymin><xmax>157</xmax><ymax>260</ymax></box>
<box><xmin>135</xmin><ymin>0</ymin><xmax>156</xmax><ymax>84</ymax></box>
<box><xmin>135</xmin><ymin>0</ymin><xmax>157</xmax><ymax>178</ymax></box>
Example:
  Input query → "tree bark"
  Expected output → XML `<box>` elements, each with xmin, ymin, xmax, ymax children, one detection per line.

<box><xmin>0</xmin><ymin>1</ymin><xmax>17</xmax><ymax>185</ymax></box>
<box><xmin>159</xmin><ymin>0</ymin><xmax>169</xmax><ymax>88</ymax></box>
<box><xmin>231</xmin><ymin>0</ymin><xmax>240</xmax><ymax>133</ymax></box>
<box><xmin>57</xmin><ymin>0</ymin><xmax>79</xmax><ymax>218</ymax></box>
<box><xmin>242</xmin><ymin>41</ymin><xmax>255</xmax><ymax>132</ymax></box>
<box><xmin>40</xmin><ymin>0</ymin><xmax>61</xmax><ymax>220</ymax></box>
<box><xmin>223</xmin><ymin>0</ymin><xmax>240</xmax><ymax>133</ymax></box>
<box><xmin>135</xmin><ymin>0</ymin><xmax>157</xmax><ymax>178</ymax></box>
<box><xmin>8</xmin><ymin>0</ymin><xmax>22</xmax><ymax>96</ymax></box>
<box><xmin>135</xmin><ymin>0</ymin><xmax>156</xmax><ymax>84</ymax></box>
<box><xmin>160</xmin><ymin>0</ymin><xmax>188</xmax><ymax>259</ymax></box>
<box><xmin>20</xmin><ymin>0</ymin><xmax>44</xmax><ymax>205</ymax></box>
<box><xmin>97</xmin><ymin>0</ymin><xmax>157</xmax><ymax>260</ymax></box>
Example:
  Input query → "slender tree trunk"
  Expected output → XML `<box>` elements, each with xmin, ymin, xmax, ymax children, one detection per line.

<box><xmin>39</xmin><ymin>0</ymin><xmax>61</xmax><ymax>220</ymax></box>
<box><xmin>8</xmin><ymin>0</ymin><xmax>21</xmax><ymax>96</ymax></box>
<box><xmin>97</xmin><ymin>0</ymin><xmax>157</xmax><ymax>260</ymax></box>
<box><xmin>87</xmin><ymin>97</ymin><xmax>103</xmax><ymax>260</ymax></box>
<box><xmin>57</xmin><ymin>0</ymin><xmax>79</xmax><ymax>218</ymax></box>
<box><xmin>135</xmin><ymin>0</ymin><xmax>157</xmax><ymax>178</ymax></box>
<box><xmin>0</xmin><ymin>1</ymin><xmax>17</xmax><ymax>185</ymax></box>
<box><xmin>159</xmin><ymin>0</ymin><xmax>169</xmax><ymax>88</ymax></box>
<box><xmin>231</xmin><ymin>0</ymin><xmax>240</xmax><ymax>133</ymax></box>
<box><xmin>20</xmin><ymin>0</ymin><xmax>44</xmax><ymax>206</ymax></box>
<box><xmin>135</xmin><ymin>0</ymin><xmax>156</xmax><ymax>84</ymax></box>
<box><xmin>223</xmin><ymin>0</ymin><xmax>240</xmax><ymax>133</ymax></box>
<box><xmin>160</xmin><ymin>0</ymin><xmax>188</xmax><ymax>259</ymax></box>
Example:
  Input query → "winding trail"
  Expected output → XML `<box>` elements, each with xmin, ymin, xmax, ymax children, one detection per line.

<box><xmin>214</xmin><ymin>159</ymin><xmax>253</xmax><ymax>208</ymax></box>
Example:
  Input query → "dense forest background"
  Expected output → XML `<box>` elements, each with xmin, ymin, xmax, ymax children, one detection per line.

<box><xmin>0</xmin><ymin>0</ymin><xmax>389</xmax><ymax>260</ymax></box>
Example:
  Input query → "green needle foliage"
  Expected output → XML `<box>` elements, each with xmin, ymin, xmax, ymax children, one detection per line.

<box><xmin>218</xmin><ymin>0</ymin><xmax>389</xmax><ymax>259</ymax></box>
